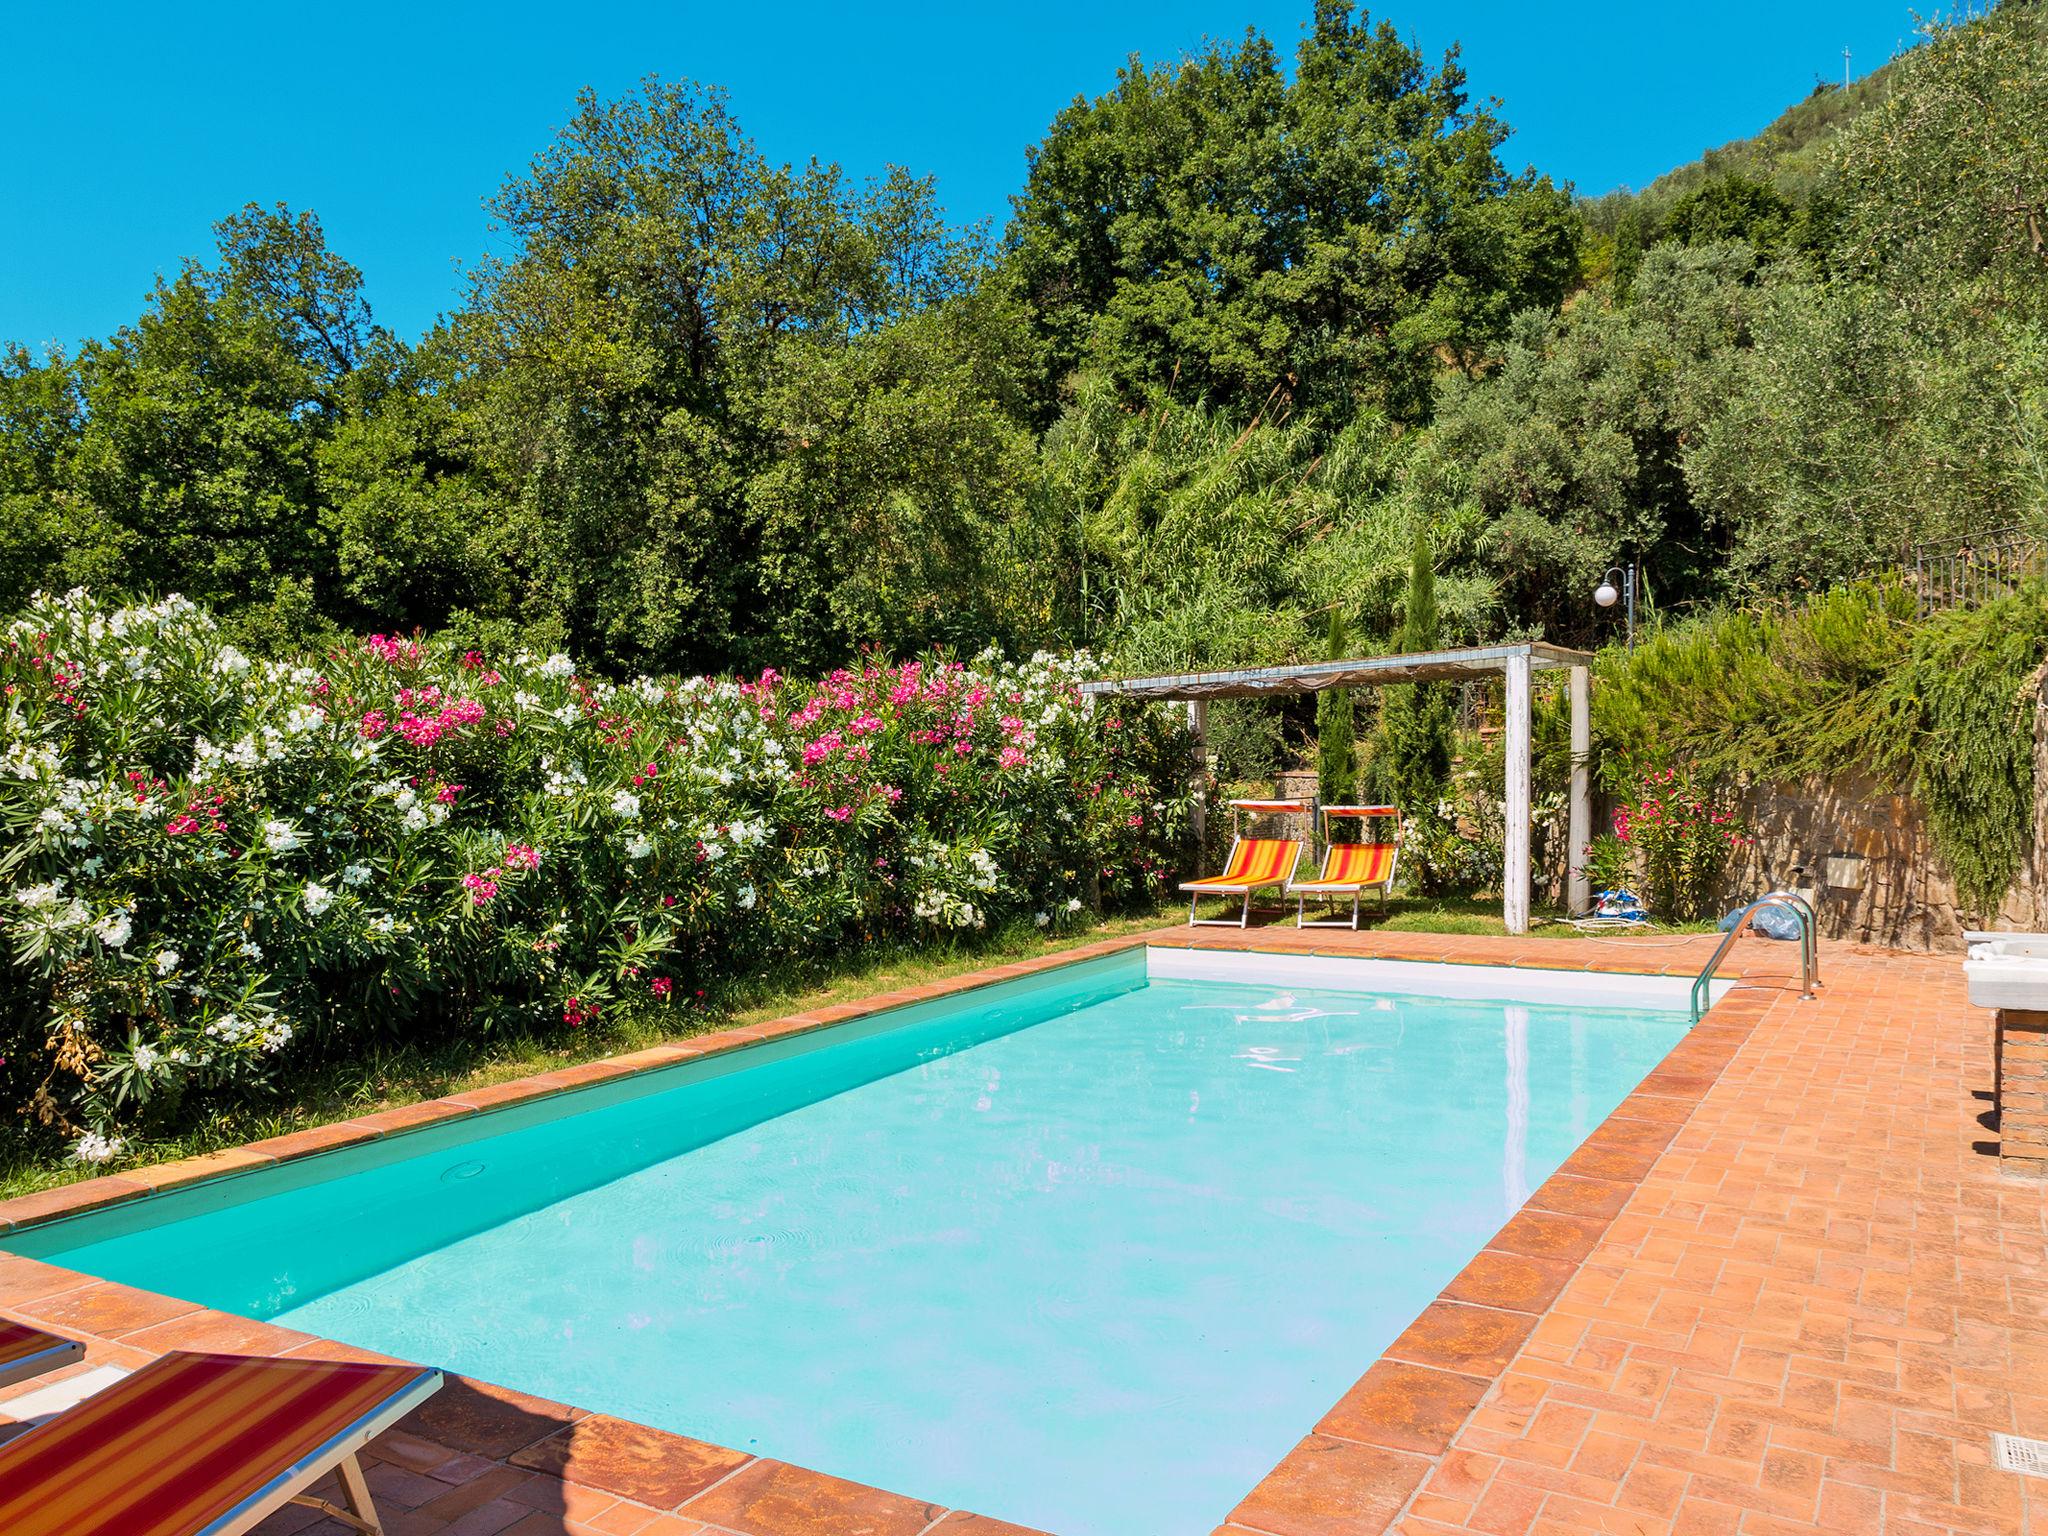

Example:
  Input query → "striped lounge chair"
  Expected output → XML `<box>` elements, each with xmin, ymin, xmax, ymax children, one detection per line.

<box><xmin>0</xmin><ymin>1320</ymin><xmax>83</xmax><ymax>1391</ymax></box>
<box><xmin>1290</xmin><ymin>804</ymin><xmax>1402</xmax><ymax>928</ymax></box>
<box><xmin>0</xmin><ymin>1349</ymin><xmax>443</xmax><ymax>1536</ymax></box>
<box><xmin>1182</xmin><ymin>828</ymin><xmax>1305</xmax><ymax>927</ymax></box>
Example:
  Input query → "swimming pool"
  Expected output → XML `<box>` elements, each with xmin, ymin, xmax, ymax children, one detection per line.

<box><xmin>4</xmin><ymin>950</ymin><xmax>1710</xmax><ymax>1536</ymax></box>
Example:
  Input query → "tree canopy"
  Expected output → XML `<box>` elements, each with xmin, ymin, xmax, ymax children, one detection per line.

<box><xmin>2</xmin><ymin>2</ymin><xmax>2044</xmax><ymax>676</ymax></box>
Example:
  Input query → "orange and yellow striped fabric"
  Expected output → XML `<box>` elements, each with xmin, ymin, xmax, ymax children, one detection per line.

<box><xmin>0</xmin><ymin>1321</ymin><xmax>78</xmax><ymax>1382</ymax></box>
<box><xmin>1182</xmin><ymin>837</ymin><xmax>1299</xmax><ymax>889</ymax></box>
<box><xmin>0</xmin><ymin>1350</ymin><xmax>434</xmax><ymax>1536</ymax></box>
<box><xmin>1308</xmin><ymin>842</ymin><xmax>1396</xmax><ymax>887</ymax></box>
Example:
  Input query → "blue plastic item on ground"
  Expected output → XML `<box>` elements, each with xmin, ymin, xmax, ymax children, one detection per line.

<box><xmin>1721</xmin><ymin>902</ymin><xmax>1803</xmax><ymax>940</ymax></box>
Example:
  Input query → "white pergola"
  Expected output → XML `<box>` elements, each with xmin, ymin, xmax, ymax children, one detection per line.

<box><xmin>1080</xmin><ymin>643</ymin><xmax>1595</xmax><ymax>934</ymax></box>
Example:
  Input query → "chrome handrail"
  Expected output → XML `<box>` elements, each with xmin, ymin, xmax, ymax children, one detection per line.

<box><xmin>1758</xmin><ymin>888</ymin><xmax>1821</xmax><ymax>992</ymax></box>
<box><xmin>1690</xmin><ymin>894</ymin><xmax>1817</xmax><ymax>1024</ymax></box>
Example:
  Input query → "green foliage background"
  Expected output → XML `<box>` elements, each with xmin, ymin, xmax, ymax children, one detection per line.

<box><xmin>4</xmin><ymin>3</ymin><xmax>2048</xmax><ymax>909</ymax></box>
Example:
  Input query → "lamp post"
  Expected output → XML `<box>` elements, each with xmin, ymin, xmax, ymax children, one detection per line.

<box><xmin>1594</xmin><ymin>564</ymin><xmax>1637</xmax><ymax>652</ymax></box>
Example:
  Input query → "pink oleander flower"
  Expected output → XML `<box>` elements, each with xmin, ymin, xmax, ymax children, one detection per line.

<box><xmin>651</xmin><ymin>976</ymin><xmax>673</xmax><ymax>998</ymax></box>
<box><xmin>503</xmin><ymin>842</ymin><xmax>541</xmax><ymax>871</ymax></box>
<box><xmin>359</xmin><ymin>710</ymin><xmax>389</xmax><ymax>740</ymax></box>
<box><xmin>825</xmin><ymin>805</ymin><xmax>853</xmax><ymax>822</ymax></box>
<box><xmin>396</xmin><ymin>714</ymin><xmax>443</xmax><ymax>747</ymax></box>
<box><xmin>999</xmin><ymin>746</ymin><xmax>1028</xmax><ymax>769</ymax></box>
<box><xmin>463</xmin><ymin>870</ymin><xmax>500</xmax><ymax>905</ymax></box>
<box><xmin>437</xmin><ymin>783</ymin><xmax>463</xmax><ymax>805</ymax></box>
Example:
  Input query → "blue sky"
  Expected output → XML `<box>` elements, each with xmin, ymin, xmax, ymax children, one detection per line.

<box><xmin>4</xmin><ymin>2</ymin><xmax>1919</xmax><ymax>350</ymax></box>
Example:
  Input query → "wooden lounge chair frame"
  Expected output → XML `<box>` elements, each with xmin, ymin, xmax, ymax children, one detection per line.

<box><xmin>0</xmin><ymin>1349</ymin><xmax>443</xmax><ymax>1536</ymax></box>
<box><xmin>0</xmin><ymin>1320</ymin><xmax>85</xmax><ymax>1392</ymax></box>
<box><xmin>1291</xmin><ymin>804</ymin><xmax>1402</xmax><ymax>929</ymax></box>
<box><xmin>1180</xmin><ymin>800</ymin><xmax>1308</xmax><ymax>927</ymax></box>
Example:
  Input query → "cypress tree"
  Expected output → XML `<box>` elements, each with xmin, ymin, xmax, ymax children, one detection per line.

<box><xmin>1370</xmin><ymin>525</ymin><xmax>1456</xmax><ymax>814</ymax></box>
<box><xmin>1315</xmin><ymin>608</ymin><xmax>1358</xmax><ymax>812</ymax></box>
<box><xmin>1611</xmin><ymin>206</ymin><xmax>1644</xmax><ymax>303</ymax></box>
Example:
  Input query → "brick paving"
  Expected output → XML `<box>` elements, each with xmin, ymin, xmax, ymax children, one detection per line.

<box><xmin>0</xmin><ymin>924</ymin><xmax>2036</xmax><ymax>1535</ymax></box>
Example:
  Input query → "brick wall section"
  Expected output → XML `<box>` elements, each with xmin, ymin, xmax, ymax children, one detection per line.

<box><xmin>1996</xmin><ymin>1008</ymin><xmax>2048</xmax><ymax>1173</ymax></box>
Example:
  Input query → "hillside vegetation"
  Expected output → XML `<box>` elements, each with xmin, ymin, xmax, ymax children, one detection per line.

<box><xmin>4</xmin><ymin>3</ymin><xmax>2042</xmax><ymax>678</ymax></box>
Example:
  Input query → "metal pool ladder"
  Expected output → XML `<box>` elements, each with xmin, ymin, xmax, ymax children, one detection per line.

<box><xmin>1690</xmin><ymin>890</ymin><xmax>1820</xmax><ymax>1024</ymax></box>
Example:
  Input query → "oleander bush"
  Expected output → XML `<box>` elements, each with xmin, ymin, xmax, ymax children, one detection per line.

<box><xmin>0</xmin><ymin>590</ymin><xmax>1197</xmax><ymax>1156</ymax></box>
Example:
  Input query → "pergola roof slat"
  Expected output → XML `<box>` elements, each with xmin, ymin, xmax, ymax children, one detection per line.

<box><xmin>1078</xmin><ymin>643</ymin><xmax>1592</xmax><ymax>700</ymax></box>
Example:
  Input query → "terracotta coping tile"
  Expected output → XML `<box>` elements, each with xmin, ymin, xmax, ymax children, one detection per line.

<box><xmin>1606</xmin><ymin>1092</ymin><xmax>1697</xmax><ymax>1126</ymax></box>
<box><xmin>1579</xmin><ymin>1118</ymin><xmax>1681</xmax><ymax>1156</ymax></box>
<box><xmin>401</xmin><ymin>1374</ymin><xmax>585</xmax><ymax>1460</ymax></box>
<box><xmin>533</xmin><ymin>1060</ymin><xmax>648</xmax><ymax>1090</ymax></box>
<box><xmin>279</xmin><ymin>1335</ymin><xmax>413</xmax><ymax>1366</ymax></box>
<box><xmin>1226</xmin><ymin>1434</ymin><xmax>1432</xmax><ymax>1536</ymax></box>
<box><xmin>119</xmin><ymin>1305</ymin><xmax>321</xmax><ymax>1356</ymax></box>
<box><xmin>443</xmin><ymin>1079</ymin><xmax>566</xmax><ymax>1113</ymax></box>
<box><xmin>1556</xmin><ymin>1142</ymin><xmax>1664</xmax><ymax>1184</ymax></box>
<box><xmin>925</xmin><ymin>1513</ymin><xmax>1055</xmax><ymax>1534</ymax></box>
<box><xmin>509</xmin><ymin>1414</ymin><xmax>753</xmax><ymax>1510</ymax></box>
<box><xmin>1487</xmin><ymin>1209</ymin><xmax>1612</xmax><ymax>1266</ymax></box>
<box><xmin>346</xmin><ymin>1099</ymin><xmax>481</xmax><ymax>1137</ymax></box>
<box><xmin>0</xmin><ymin>1251</ymin><xmax>95</xmax><ymax>1308</ymax></box>
<box><xmin>1441</xmin><ymin>1250</ymin><xmax>1581</xmax><ymax>1316</ymax></box>
<box><xmin>1317</xmin><ymin>1359</ymin><xmax>1494</xmax><ymax>1454</ymax></box>
<box><xmin>0</xmin><ymin>1175</ymin><xmax>149</xmax><ymax>1232</ymax></box>
<box><xmin>1383</xmin><ymin>1301</ymin><xmax>1543</xmax><ymax>1377</ymax></box>
<box><xmin>17</xmin><ymin>1277</ymin><xmax>199</xmax><ymax>1339</ymax></box>
<box><xmin>239</xmin><ymin>1119</ymin><xmax>383</xmax><ymax>1161</ymax></box>
<box><xmin>106</xmin><ymin>1145</ymin><xmax>276</xmax><ymax>1192</ymax></box>
<box><xmin>679</xmin><ymin>1457</ymin><xmax>944</xmax><ymax>1535</ymax></box>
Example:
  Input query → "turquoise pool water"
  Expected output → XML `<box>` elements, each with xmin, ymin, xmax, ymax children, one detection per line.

<box><xmin>8</xmin><ymin>953</ymin><xmax>1690</xmax><ymax>1536</ymax></box>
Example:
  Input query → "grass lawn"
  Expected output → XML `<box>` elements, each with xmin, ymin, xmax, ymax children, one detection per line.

<box><xmin>0</xmin><ymin>894</ymin><xmax>1715</xmax><ymax>1201</ymax></box>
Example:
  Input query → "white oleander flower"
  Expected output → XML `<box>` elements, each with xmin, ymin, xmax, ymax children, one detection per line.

<box><xmin>93</xmin><ymin>909</ymin><xmax>133</xmax><ymax>948</ymax></box>
<box><xmin>302</xmin><ymin>882</ymin><xmax>334</xmax><ymax>918</ymax></box>
<box><xmin>625</xmin><ymin>832</ymin><xmax>654</xmax><ymax>860</ymax></box>
<box><xmin>263</xmin><ymin>819</ymin><xmax>303</xmax><ymax>854</ymax></box>
<box><xmin>342</xmin><ymin>863</ymin><xmax>372</xmax><ymax>887</ymax></box>
<box><xmin>737</xmin><ymin>883</ymin><xmax>757</xmax><ymax>910</ymax></box>
<box><xmin>155</xmin><ymin>948</ymin><xmax>180</xmax><ymax>975</ymax></box>
<box><xmin>610</xmin><ymin>789</ymin><xmax>641</xmax><ymax>820</ymax></box>
<box><xmin>70</xmin><ymin>1132</ymin><xmax>125</xmax><ymax>1165</ymax></box>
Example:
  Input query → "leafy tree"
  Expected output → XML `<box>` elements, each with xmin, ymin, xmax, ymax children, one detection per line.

<box><xmin>459</xmin><ymin>80</ymin><xmax>1030</xmax><ymax>673</ymax></box>
<box><xmin>1663</xmin><ymin>174</ymin><xmax>1798</xmax><ymax>260</ymax></box>
<box><xmin>1420</xmin><ymin>242</ymin><xmax>1757</xmax><ymax>640</ymax></box>
<box><xmin>1003</xmin><ymin>1</ymin><xmax>1578</xmax><ymax>422</ymax></box>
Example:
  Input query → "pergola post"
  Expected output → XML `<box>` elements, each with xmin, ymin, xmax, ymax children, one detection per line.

<box><xmin>1503</xmin><ymin>652</ymin><xmax>1532</xmax><ymax>935</ymax></box>
<box><xmin>1567</xmin><ymin>663</ymin><xmax>1591</xmax><ymax>916</ymax></box>
<box><xmin>1187</xmin><ymin>699</ymin><xmax>1208</xmax><ymax>851</ymax></box>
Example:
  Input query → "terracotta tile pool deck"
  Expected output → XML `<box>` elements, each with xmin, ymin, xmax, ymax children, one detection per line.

<box><xmin>0</xmin><ymin>924</ymin><xmax>2038</xmax><ymax>1535</ymax></box>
